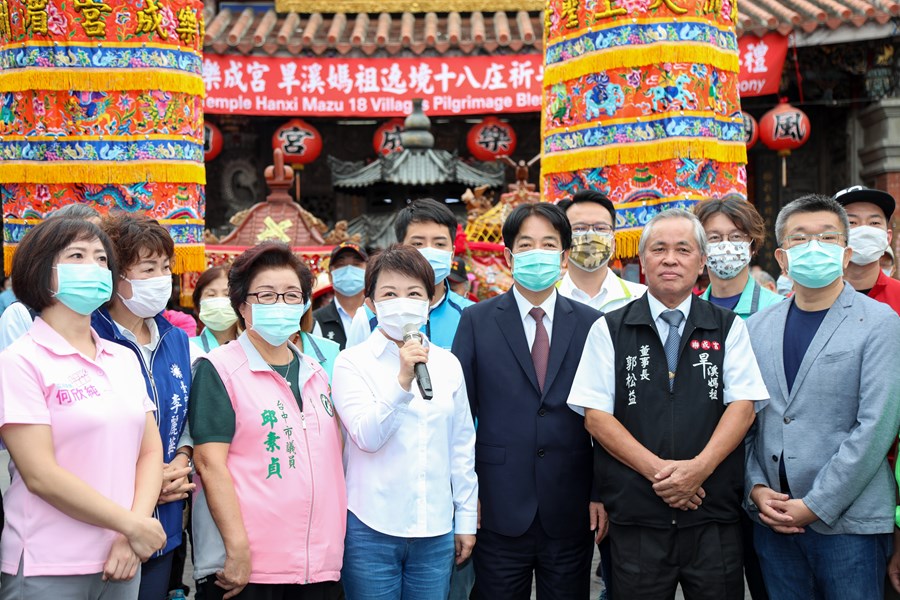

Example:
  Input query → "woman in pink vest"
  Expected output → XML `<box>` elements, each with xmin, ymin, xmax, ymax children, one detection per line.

<box><xmin>332</xmin><ymin>245</ymin><xmax>478</xmax><ymax>600</ymax></box>
<box><xmin>0</xmin><ymin>217</ymin><xmax>167</xmax><ymax>598</ymax></box>
<box><xmin>189</xmin><ymin>242</ymin><xmax>346</xmax><ymax>600</ymax></box>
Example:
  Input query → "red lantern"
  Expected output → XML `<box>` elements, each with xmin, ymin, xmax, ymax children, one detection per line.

<box><xmin>272</xmin><ymin>119</ymin><xmax>323</xmax><ymax>165</ymax></box>
<box><xmin>466</xmin><ymin>116</ymin><xmax>517</xmax><ymax>161</ymax></box>
<box><xmin>373</xmin><ymin>119</ymin><xmax>405</xmax><ymax>156</ymax></box>
<box><xmin>741</xmin><ymin>112</ymin><xmax>758</xmax><ymax>150</ymax></box>
<box><xmin>760</xmin><ymin>100</ymin><xmax>810</xmax><ymax>186</ymax></box>
<box><xmin>203</xmin><ymin>121</ymin><xmax>223</xmax><ymax>162</ymax></box>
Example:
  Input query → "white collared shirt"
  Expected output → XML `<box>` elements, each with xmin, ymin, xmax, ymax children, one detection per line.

<box><xmin>567</xmin><ymin>293</ymin><xmax>768</xmax><ymax>415</ymax></box>
<box><xmin>334</xmin><ymin>297</ymin><xmax>355</xmax><ymax>334</ymax></box>
<box><xmin>331</xmin><ymin>330</ymin><xmax>478</xmax><ymax>537</ymax></box>
<box><xmin>558</xmin><ymin>270</ymin><xmax>647</xmax><ymax>313</ymax></box>
<box><xmin>512</xmin><ymin>286</ymin><xmax>557</xmax><ymax>350</ymax></box>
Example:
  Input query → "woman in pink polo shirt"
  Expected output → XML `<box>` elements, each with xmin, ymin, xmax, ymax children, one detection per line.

<box><xmin>189</xmin><ymin>242</ymin><xmax>346</xmax><ymax>600</ymax></box>
<box><xmin>0</xmin><ymin>217</ymin><xmax>167</xmax><ymax>599</ymax></box>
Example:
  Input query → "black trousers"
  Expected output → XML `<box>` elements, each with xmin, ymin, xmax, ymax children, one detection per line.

<box><xmin>472</xmin><ymin>512</ymin><xmax>593</xmax><ymax>600</ymax></box>
<box><xmin>610</xmin><ymin>521</ymin><xmax>743</xmax><ymax>600</ymax></box>
<box><xmin>741</xmin><ymin>511</ymin><xmax>769</xmax><ymax>600</ymax></box>
<box><xmin>197</xmin><ymin>579</ymin><xmax>344</xmax><ymax>600</ymax></box>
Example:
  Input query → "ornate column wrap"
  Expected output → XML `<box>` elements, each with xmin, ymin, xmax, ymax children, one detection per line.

<box><xmin>0</xmin><ymin>0</ymin><xmax>206</xmax><ymax>273</ymax></box>
<box><xmin>541</xmin><ymin>0</ymin><xmax>747</xmax><ymax>257</ymax></box>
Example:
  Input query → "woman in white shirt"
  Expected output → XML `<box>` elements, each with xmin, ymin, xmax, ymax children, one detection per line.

<box><xmin>332</xmin><ymin>244</ymin><xmax>478</xmax><ymax>600</ymax></box>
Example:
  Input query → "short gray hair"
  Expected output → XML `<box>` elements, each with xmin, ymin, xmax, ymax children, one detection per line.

<box><xmin>638</xmin><ymin>208</ymin><xmax>708</xmax><ymax>257</ymax></box>
<box><xmin>774</xmin><ymin>194</ymin><xmax>849</xmax><ymax>246</ymax></box>
<box><xmin>752</xmin><ymin>269</ymin><xmax>776</xmax><ymax>287</ymax></box>
<box><xmin>48</xmin><ymin>203</ymin><xmax>100</xmax><ymax>220</ymax></box>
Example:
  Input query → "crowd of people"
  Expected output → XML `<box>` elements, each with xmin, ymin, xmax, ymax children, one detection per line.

<box><xmin>0</xmin><ymin>188</ymin><xmax>897</xmax><ymax>600</ymax></box>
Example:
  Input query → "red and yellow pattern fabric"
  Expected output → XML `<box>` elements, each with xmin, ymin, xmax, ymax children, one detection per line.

<box><xmin>0</xmin><ymin>0</ymin><xmax>205</xmax><ymax>273</ymax></box>
<box><xmin>542</xmin><ymin>0</ymin><xmax>747</xmax><ymax>257</ymax></box>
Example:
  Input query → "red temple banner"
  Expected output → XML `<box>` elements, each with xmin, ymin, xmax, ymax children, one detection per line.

<box><xmin>737</xmin><ymin>33</ymin><xmax>789</xmax><ymax>97</ymax></box>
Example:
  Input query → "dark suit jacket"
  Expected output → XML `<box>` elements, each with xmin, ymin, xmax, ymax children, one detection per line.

<box><xmin>452</xmin><ymin>290</ymin><xmax>601</xmax><ymax>539</ymax></box>
<box><xmin>313</xmin><ymin>301</ymin><xmax>347</xmax><ymax>350</ymax></box>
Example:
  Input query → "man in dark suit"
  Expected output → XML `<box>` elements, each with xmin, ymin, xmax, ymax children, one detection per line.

<box><xmin>452</xmin><ymin>203</ymin><xmax>603</xmax><ymax>600</ymax></box>
<box><xmin>313</xmin><ymin>242</ymin><xmax>367</xmax><ymax>349</ymax></box>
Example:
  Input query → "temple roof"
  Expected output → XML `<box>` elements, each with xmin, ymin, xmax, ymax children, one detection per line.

<box><xmin>204</xmin><ymin>1</ymin><xmax>900</xmax><ymax>58</ymax></box>
<box><xmin>328</xmin><ymin>152</ymin><xmax>506</xmax><ymax>188</ymax></box>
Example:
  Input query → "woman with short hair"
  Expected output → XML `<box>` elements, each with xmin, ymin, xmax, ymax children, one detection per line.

<box><xmin>189</xmin><ymin>242</ymin><xmax>346</xmax><ymax>600</ymax></box>
<box><xmin>192</xmin><ymin>266</ymin><xmax>240</xmax><ymax>352</ymax></box>
<box><xmin>333</xmin><ymin>244</ymin><xmax>478</xmax><ymax>600</ymax></box>
<box><xmin>0</xmin><ymin>218</ymin><xmax>166</xmax><ymax>598</ymax></box>
<box><xmin>694</xmin><ymin>198</ymin><xmax>784</xmax><ymax>319</ymax></box>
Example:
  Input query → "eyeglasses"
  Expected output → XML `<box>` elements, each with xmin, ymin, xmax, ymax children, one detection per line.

<box><xmin>782</xmin><ymin>231</ymin><xmax>845</xmax><ymax>248</ymax></box>
<box><xmin>706</xmin><ymin>232</ymin><xmax>749</xmax><ymax>244</ymax></box>
<box><xmin>246</xmin><ymin>291</ymin><xmax>305</xmax><ymax>305</ymax></box>
<box><xmin>572</xmin><ymin>224</ymin><xmax>614</xmax><ymax>235</ymax></box>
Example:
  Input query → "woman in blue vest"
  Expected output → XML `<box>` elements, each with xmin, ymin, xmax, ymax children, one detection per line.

<box><xmin>91</xmin><ymin>214</ymin><xmax>196</xmax><ymax>600</ymax></box>
<box><xmin>694</xmin><ymin>198</ymin><xmax>783</xmax><ymax>320</ymax></box>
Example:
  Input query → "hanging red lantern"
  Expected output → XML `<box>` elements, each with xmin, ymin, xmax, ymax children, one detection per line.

<box><xmin>760</xmin><ymin>100</ymin><xmax>810</xmax><ymax>186</ymax></box>
<box><xmin>466</xmin><ymin>116</ymin><xmax>517</xmax><ymax>161</ymax></box>
<box><xmin>373</xmin><ymin>118</ymin><xmax>405</xmax><ymax>156</ymax></box>
<box><xmin>203</xmin><ymin>121</ymin><xmax>223</xmax><ymax>162</ymax></box>
<box><xmin>272</xmin><ymin>119</ymin><xmax>323</xmax><ymax>165</ymax></box>
<box><xmin>741</xmin><ymin>112</ymin><xmax>758</xmax><ymax>150</ymax></box>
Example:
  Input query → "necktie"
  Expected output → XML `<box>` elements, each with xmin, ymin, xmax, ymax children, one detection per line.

<box><xmin>660</xmin><ymin>309</ymin><xmax>684</xmax><ymax>390</ymax></box>
<box><xmin>529</xmin><ymin>307</ymin><xmax>549</xmax><ymax>392</ymax></box>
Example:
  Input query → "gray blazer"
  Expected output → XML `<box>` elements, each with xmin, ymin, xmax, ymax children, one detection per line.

<box><xmin>745</xmin><ymin>283</ymin><xmax>900</xmax><ymax>535</ymax></box>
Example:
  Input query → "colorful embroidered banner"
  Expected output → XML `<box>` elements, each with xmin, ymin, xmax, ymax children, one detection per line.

<box><xmin>0</xmin><ymin>0</ymin><xmax>206</xmax><ymax>273</ymax></box>
<box><xmin>542</xmin><ymin>0</ymin><xmax>747</xmax><ymax>257</ymax></box>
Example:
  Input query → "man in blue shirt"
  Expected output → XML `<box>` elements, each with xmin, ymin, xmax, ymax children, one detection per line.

<box><xmin>345</xmin><ymin>198</ymin><xmax>473</xmax><ymax>350</ymax></box>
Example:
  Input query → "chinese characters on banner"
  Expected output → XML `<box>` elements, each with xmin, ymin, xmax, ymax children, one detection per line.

<box><xmin>203</xmin><ymin>54</ymin><xmax>545</xmax><ymax>117</ymax></box>
<box><xmin>738</xmin><ymin>33</ymin><xmax>789</xmax><ymax>97</ymax></box>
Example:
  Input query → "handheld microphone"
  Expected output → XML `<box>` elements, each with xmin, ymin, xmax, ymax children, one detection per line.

<box><xmin>402</xmin><ymin>323</ymin><xmax>434</xmax><ymax>400</ymax></box>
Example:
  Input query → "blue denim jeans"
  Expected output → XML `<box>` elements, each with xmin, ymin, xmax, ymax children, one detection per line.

<box><xmin>753</xmin><ymin>522</ymin><xmax>892</xmax><ymax>600</ymax></box>
<box><xmin>342</xmin><ymin>511</ymin><xmax>454</xmax><ymax>600</ymax></box>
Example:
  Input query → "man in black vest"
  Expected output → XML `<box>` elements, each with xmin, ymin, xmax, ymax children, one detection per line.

<box><xmin>568</xmin><ymin>209</ymin><xmax>769</xmax><ymax>600</ymax></box>
<box><xmin>313</xmin><ymin>242</ymin><xmax>367</xmax><ymax>349</ymax></box>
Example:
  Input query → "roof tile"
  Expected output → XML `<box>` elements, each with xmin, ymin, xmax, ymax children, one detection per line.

<box><xmin>204</xmin><ymin>1</ymin><xmax>900</xmax><ymax>57</ymax></box>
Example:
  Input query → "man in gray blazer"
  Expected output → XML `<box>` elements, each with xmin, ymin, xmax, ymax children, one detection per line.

<box><xmin>746</xmin><ymin>194</ymin><xmax>900</xmax><ymax>599</ymax></box>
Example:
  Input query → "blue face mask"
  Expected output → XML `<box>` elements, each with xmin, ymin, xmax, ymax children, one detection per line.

<box><xmin>785</xmin><ymin>241</ymin><xmax>846</xmax><ymax>289</ymax></box>
<box><xmin>251</xmin><ymin>302</ymin><xmax>306</xmax><ymax>347</ymax></box>
<box><xmin>331</xmin><ymin>265</ymin><xmax>365</xmax><ymax>296</ymax></box>
<box><xmin>418</xmin><ymin>247</ymin><xmax>453</xmax><ymax>284</ymax></box>
<box><xmin>512</xmin><ymin>249</ymin><xmax>562</xmax><ymax>292</ymax></box>
<box><xmin>53</xmin><ymin>263</ymin><xmax>113</xmax><ymax>315</ymax></box>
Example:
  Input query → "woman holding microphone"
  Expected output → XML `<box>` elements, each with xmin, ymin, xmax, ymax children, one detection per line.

<box><xmin>332</xmin><ymin>245</ymin><xmax>478</xmax><ymax>600</ymax></box>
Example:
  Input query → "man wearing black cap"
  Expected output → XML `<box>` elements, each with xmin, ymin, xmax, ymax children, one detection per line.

<box><xmin>448</xmin><ymin>256</ymin><xmax>477</xmax><ymax>303</ymax></box>
<box><xmin>834</xmin><ymin>185</ymin><xmax>900</xmax><ymax>316</ymax></box>
<box><xmin>313</xmin><ymin>242</ymin><xmax>368</xmax><ymax>349</ymax></box>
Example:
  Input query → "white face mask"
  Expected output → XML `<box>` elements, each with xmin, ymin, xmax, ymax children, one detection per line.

<box><xmin>119</xmin><ymin>275</ymin><xmax>172</xmax><ymax>318</ymax></box>
<box><xmin>706</xmin><ymin>241</ymin><xmax>751</xmax><ymax>280</ymax></box>
<box><xmin>776</xmin><ymin>274</ymin><xmax>793</xmax><ymax>296</ymax></box>
<box><xmin>884</xmin><ymin>268</ymin><xmax>894</xmax><ymax>278</ymax></box>
<box><xmin>374</xmin><ymin>297</ymin><xmax>429</xmax><ymax>341</ymax></box>
<box><xmin>848</xmin><ymin>226</ymin><xmax>889</xmax><ymax>266</ymax></box>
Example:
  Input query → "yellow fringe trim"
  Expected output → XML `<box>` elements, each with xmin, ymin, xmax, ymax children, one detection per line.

<box><xmin>0</xmin><ymin>162</ymin><xmax>206</xmax><ymax>185</ymax></box>
<box><xmin>541</xmin><ymin>139</ymin><xmax>747</xmax><ymax>175</ymax></box>
<box><xmin>543</xmin><ymin>44</ymin><xmax>740</xmax><ymax>87</ymax></box>
<box><xmin>614</xmin><ymin>229</ymin><xmax>644</xmax><ymax>259</ymax></box>
<box><xmin>5</xmin><ymin>243</ymin><xmax>207</xmax><ymax>275</ymax></box>
<box><xmin>0</xmin><ymin>69</ymin><xmax>205</xmax><ymax>96</ymax></box>
<box><xmin>172</xmin><ymin>245</ymin><xmax>207</xmax><ymax>275</ymax></box>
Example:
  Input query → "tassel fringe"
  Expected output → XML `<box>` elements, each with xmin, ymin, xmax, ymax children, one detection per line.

<box><xmin>0</xmin><ymin>69</ymin><xmax>205</xmax><ymax>96</ymax></box>
<box><xmin>0</xmin><ymin>162</ymin><xmax>206</xmax><ymax>185</ymax></box>
<box><xmin>541</xmin><ymin>139</ymin><xmax>746</xmax><ymax>176</ymax></box>
<box><xmin>543</xmin><ymin>44</ymin><xmax>740</xmax><ymax>87</ymax></box>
